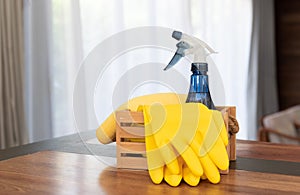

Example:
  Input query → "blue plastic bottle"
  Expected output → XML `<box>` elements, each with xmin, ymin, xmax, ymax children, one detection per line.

<box><xmin>186</xmin><ymin>63</ymin><xmax>216</xmax><ymax>109</ymax></box>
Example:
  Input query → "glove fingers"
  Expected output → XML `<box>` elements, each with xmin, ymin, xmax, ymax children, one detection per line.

<box><xmin>165</xmin><ymin>157</ymin><xmax>180</xmax><ymax>175</ymax></box>
<box><xmin>180</xmin><ymin>146</ymin><xmax>203</xmax><ymax>177</ymax></box>
<box><xmin>149</xmin><ymin>166</ymin><xmax>164</xmax><ymax>184</ymax></box>
<box><xmin>199</xmin><ymin>155</ymin><xmax>220</xmax><ymax>184</ymax></box>
<box><xmin>189</xmin><ymin>132</ymin><xmax>224</xmax><ymax>183</ymax></box>
<box><xmin>182</xmin><ymin>163</ymin><xmax>200</xmax><ymax>186</ymax></box>
<box><xmin>200</xmin><ymin>113</ymin><xmax>229</xmax><ymax>171</ymax></box>
<box><xmin>164</xmin><ymin>158</ymin><xmax>183</xmax><ymax>187</ymax></box>
<box><xmin>189</xmin><ymin>131</ymin><xmax>208</xmax><ymax>157</ymax></box>
<box><xmin>201</xmin><ymin>116</ymin><xmax>223</xmax><ymax>154</ymax></box>
<box><xmin>208</xmin><ymin>137</ymin><xmax>229</xmax><ymax>170</ymax></box>
<box><xmin>146</xmin><ymin>135</ymin><xmax>180</xmax><ymax>174</ymax></box>
<box><xmin>212</xmin><ymin>111</ymin><xmax>228</xmax><ymax>146</ymax></box>
<box><xmin>161</xmin><ymin>140</ymin><xmax>180</xmax><ymax>174</ymax></box>
<box><xmin>96</xmin><ymin>113</ymin><xmax>116</xmax><ymax>144</ymax></box>
<box><xmin>219</xmin><ymin>122</ymin><xmax>228</xmax><ymax>146</ymax></box>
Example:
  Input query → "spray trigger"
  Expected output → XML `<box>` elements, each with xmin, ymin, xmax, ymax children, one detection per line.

<box><xmin>164</xmin><ymin>41</ymin><xmax>190</xmax><ymax>71</ymax></box>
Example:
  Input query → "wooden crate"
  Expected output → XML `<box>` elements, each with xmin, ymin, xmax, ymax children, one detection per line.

<box><xmin>116</xmin><ymin>107</ymin><xmax>237</xmax><ymax>174</ymax></box>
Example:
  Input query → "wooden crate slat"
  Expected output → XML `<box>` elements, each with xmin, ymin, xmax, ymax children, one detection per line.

<box><xmin>116</xmin><ymin>111</ymin><xmax>144</xmax><ymax>124</ymax></box>
<box><xmin>116</xmin><ymin>126</ymin><xmax>145</xmax><ymax>138</ymax></box>
<box><xmin>118</xmin><ymin>142</ymin><xmax>146</xmax><ymax>152</ymax></box>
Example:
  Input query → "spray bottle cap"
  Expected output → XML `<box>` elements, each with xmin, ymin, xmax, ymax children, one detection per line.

<box><xmin>191</xmin><ymin>63</ymin><xmax>207</xmax><ymax>72</ymax></box>
<box><xmin>164</xmin><ymin>31</ymin><xmax>216</xmax><ymax>71</ymax></box>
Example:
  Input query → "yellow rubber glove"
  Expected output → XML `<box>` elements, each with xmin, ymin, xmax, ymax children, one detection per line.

<box><xmin>141</xmin><ymin>103</ymin><xmax>229</xmax><ymax>186</ymax></box>
<box><xmin>183</xmin><ymin>109</ymin><xmax>229</xmax><ymax>185</ymax></box>
<box><xmin>140</xmin><ymin>103</ymin><xmax>215</xmax><ymax>186</ymax></box>
<box><xmin>96</xmin><ymin>93</ymin><xmax>187</xmax><ymax>144</ymax></box>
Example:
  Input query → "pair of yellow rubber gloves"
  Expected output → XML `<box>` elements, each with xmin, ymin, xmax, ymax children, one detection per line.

<box><xmin>96</xmin><ymin>93</ymin><xmax>229</xmax><ymax>187</ymax></box>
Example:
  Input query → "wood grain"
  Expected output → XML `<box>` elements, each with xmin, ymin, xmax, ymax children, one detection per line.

<box><xmin>0</xmin><ymin>151</ymin><xmax>300</xmax><ymax>194</ymax></box>
<box><xmin>236</xmin><ymin>139</ymin><xmax>300</xmax><ymax>163</ymax></box>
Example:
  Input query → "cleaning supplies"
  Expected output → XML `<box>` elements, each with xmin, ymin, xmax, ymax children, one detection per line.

<box><xmin>139</xmin><ymin>103</ymin><xmax>229</xmax><ymax>186</ymax></box>
<box><xmin>164</xmin><ymin>31</ymin><xmax>216</xmax><ymax>109</ymax></box>
<box><xmin>95</xmin><ymin>31</ymin><xmax>232</xmax><ymax>187</ymax></box>
<box><xmin>96</xmin><ymin>92</ymin><xmax>229</xmax><ymax>186</ymax></box>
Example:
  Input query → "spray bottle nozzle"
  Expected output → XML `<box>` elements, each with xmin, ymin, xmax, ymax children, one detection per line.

<box><xmin>172</xmin><ymin>31</ymin><xmax>182</xmax><ymax>40</ymax></box>
<box><xmin>164</xmin><ymin>30</ymin><xmax>216</xmax><ymax>71</ymax></box>
<box><xmin>164</xmin><ymin>41</ymin><xmax>190</xmax><ymax>71</ymax></box>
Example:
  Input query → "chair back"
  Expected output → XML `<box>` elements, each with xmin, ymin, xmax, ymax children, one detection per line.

<box><xmin>262</xmin><ymin>106</ymin><xmax>300</xmax><ymax>145</ymax></box>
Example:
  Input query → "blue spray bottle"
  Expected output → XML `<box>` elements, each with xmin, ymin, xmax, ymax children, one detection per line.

<box><xmin>164</xmin><ymin>31</ymin><xmax>216</xmax><ymax>109</ymax></box>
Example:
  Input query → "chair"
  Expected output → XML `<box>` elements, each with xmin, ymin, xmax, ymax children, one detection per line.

<box><xmin>259</xmin><ymin>105</ymin><xmax>300</xmax><ymax>145</ymax></box>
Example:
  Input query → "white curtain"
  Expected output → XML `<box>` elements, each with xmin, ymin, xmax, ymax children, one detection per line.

<box><xmin>24</xmin><ymin>0</ymin><xmax>252</xmax><ymax>142</ymax></box>
<box><xmin>24</xmin><ymin>0</ymin><xmax>83</xmax><ymax>141</ymax></box>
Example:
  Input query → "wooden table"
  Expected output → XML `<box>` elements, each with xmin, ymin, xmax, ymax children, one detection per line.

<box><xmin>1</xmin><ymin>131</ymin><xmax>300</xmax><ymax>194</ymax></box>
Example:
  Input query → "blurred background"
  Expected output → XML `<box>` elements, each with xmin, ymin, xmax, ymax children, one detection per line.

<box><xmin>1</xmin><ymin>0</ymin><xmax>299</xmax><ymax>149</ymax></box>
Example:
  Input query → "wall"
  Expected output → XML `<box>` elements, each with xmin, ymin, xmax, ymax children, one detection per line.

<box><xmin>275</xmin><ymin>0</ymin><xmax>300</xmax><ymax>109</ymax></box>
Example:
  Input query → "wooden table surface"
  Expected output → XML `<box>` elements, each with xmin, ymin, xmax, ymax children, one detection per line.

<box><xmin>1</xmin><ymin>131</ymin><xmax>300</xmax><ymax>194</ymax></box>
